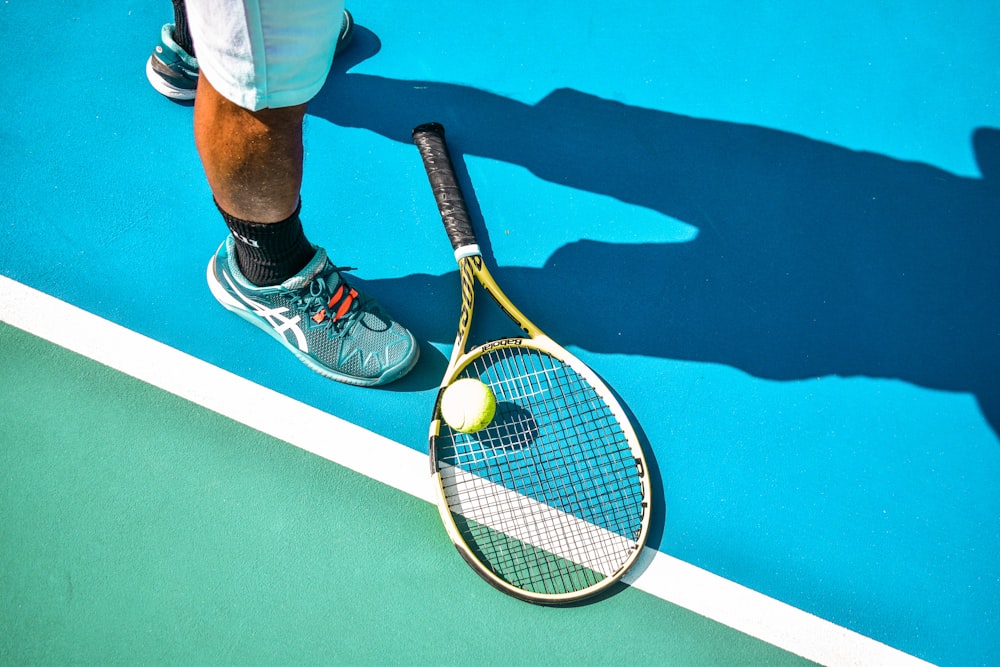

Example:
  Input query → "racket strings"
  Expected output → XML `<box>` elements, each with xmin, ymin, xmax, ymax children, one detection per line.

<box><xmin>437</xmin><ymin>346</ymin><xmax>645</xmax><ymax>594</ymax></box>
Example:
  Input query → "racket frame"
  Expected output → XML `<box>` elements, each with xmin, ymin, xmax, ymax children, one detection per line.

<box><xmin>416</xmin><ymin>124</ymin><xmax>652</xmax><ymax>604</ymax></box>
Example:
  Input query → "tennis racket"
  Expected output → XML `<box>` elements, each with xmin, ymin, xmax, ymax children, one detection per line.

<box><xmin>412</xmin><ymin>122</ymin><xmax>651</xmax><ymax>604</ymax></box>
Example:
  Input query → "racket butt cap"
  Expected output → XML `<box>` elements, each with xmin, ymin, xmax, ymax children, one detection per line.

<box><xmin>413</xmin><ymin>122</ymin><xmax>445</xmax><ymax>139</ymax></box>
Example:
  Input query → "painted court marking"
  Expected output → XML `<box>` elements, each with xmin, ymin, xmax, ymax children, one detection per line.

<box><xmin>439</xmin><ymin>463</ymin><xmax>639</xmax><ymax>578</ymax></box>
<box><xmin>0</xmin><ymin>275</ymin><xmax>932</xmax><ymax>667</ymax></box>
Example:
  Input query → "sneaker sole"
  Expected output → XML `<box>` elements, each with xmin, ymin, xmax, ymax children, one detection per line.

<box><xmin>207</xmin><ymin>254</ymin><xmax>420</xmax><ymax>387</ymax></box>
<box><xmin>145</xmin><ymin>57</ymin><xmax>197</xmax><ymax>101</ymax></box>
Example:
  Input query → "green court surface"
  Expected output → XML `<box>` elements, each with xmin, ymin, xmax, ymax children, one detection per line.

<box><xmin>0</xmin><ymin>322</ymin><xmax>812</xmax><ymax>665</ymax></box>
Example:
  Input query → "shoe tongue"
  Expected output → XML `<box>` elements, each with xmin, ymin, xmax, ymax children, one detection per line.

<box><xmin>280</xmin><ymin>247</ymin><xmax>340</xmax><ymax>290</ymax></box>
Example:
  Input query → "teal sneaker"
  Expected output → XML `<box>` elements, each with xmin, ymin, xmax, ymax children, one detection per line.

<box><xmin>206</xmin><ymin>237</ymin><xmax>419</xmax><ymax>387</ymax></box>
<box><xmin>147</xmin><ymin>10</ymin><xmax>355</xmax><ymax>101</ymax></box>
<box><xmin>146</xmin><ymin>23</ymin><xmax>198</xmax><ymax>100</ymax></box>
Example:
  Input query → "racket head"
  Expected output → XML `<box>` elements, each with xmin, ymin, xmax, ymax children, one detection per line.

<box><xmin>415</xmin><ymin>121</ymin><xmax>651</xmax><ymax>603</ymax></box>
<box><xmin>429</xmin><ymin>335</ymin><xmax>651</xmax><ymax>604</ymax></box>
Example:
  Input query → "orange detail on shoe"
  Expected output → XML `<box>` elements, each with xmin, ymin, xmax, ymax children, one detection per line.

<box><xmin>334</xmin><ymin>289</ymin><xmax>358</xmax><ymax>321</ymax></box>
<box><xmin>327</xmin><ymin>285</ymin><xmax>345</xmax><ymax>309</ymax></box>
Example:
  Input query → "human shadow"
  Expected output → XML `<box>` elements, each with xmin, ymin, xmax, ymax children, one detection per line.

<box><xmin>315</xmin><ymin>28</ymin><xmax>1000</xmax><ymax>435</ymax></box>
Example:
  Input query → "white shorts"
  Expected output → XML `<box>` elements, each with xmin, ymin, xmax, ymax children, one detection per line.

<box><xmin>186</xmin><ymin>0</ymin><xmax>345</xmax><ymax>111</ymax></box>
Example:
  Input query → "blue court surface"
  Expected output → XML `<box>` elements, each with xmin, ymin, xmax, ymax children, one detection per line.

<box><xmin>2</xmin><ymin>2</ymin><xmax>998</xmax><ymax>665</ymax></box>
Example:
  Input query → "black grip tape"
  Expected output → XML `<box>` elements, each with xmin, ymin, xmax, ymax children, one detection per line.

<box><xmin>412</xmin><ymin>122</ymin><xmax>479</xmax><ymax>251</ymax></box>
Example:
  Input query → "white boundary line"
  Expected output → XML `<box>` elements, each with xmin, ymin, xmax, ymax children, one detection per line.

<box><xmin>439</xmin><ymin>463</ymin><xmax>638</xmax><ymax>577</ymax></box>
<box><xmin>0</xmin><ymin>275</ymin><xmax>933</xmax><ymax>667</ymax></box>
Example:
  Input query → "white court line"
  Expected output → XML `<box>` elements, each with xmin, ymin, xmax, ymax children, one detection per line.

<box><xmin>439</xmin><ymin>463</ymin><xmax>638</xmax><ymax>577</ymax></box>
<box><xmin>0</xmin><ymin>275</ymin><xmax>933</xmax><ymax>667</ymax></box>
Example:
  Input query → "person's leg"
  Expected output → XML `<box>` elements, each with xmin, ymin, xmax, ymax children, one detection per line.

<box><xmin>187</xmin><ymin>0</ymin><xmax>419</xmax><ymax>385</ymax></box>
<box><xmin>193</xmin><ymin>74</ymin><xmax>314</xmax><ymax>286</ymax></box>
<box><xmin>194</xmin><ymin>75</ymin><xmax>305</xmax><ymax>224</ymax></box>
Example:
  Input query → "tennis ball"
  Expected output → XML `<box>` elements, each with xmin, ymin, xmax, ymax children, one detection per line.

<box><xmin>441</xmin><ymin>378</ymin><xmax>496</xmax><ymax>433</ymax></box>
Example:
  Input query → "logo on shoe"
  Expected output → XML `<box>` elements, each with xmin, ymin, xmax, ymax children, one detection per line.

<box><xmin>223</xmin><ymin>272</ymin><xmax>308</xmax><ymax>352</ymax></box>
<box><xmin>256</xmin><ymin>302</ymin><xmax>308</xmax><ymax>352</ymax></box>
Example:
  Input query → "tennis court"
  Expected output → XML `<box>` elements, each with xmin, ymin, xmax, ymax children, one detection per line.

<box><xmin>2</xmin><ymin>2</ymin><xmax>998</xmax><ymax>665</ymax></box>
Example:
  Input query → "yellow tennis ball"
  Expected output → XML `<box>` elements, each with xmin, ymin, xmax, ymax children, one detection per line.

<box><xmin>441</xmin><ymin>378</ymin><xmax>496</xmax><ymax>433</ymax></box>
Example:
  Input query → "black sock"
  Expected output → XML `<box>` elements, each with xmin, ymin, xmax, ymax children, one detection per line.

<box><xmin>218</xmin><ymin>201</ymin><xmax>316</xmax><ymax>287</ymax></box>
<box><xmin>171</xmin><ymin>0</ymin><xmax>195</xmax><ymax>56</ymax></box>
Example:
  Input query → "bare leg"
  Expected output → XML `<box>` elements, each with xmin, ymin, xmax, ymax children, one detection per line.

<box><xmin>193</xmin><ymin>74</ymin><xmax>306</xmax><ymax>223</ymax></box>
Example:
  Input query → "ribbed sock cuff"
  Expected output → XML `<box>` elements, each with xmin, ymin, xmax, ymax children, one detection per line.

<box><xmin>171</xmin><ymin>0</ymin><xmax>195</xmax><ymax>56</ymax></box>
<box><xmin>217</xmin><ymin>200</ymin><xmax>315</xmax><ymax>287</ymax></box>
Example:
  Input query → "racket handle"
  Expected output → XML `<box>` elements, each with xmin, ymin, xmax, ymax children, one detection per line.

<box><xmin>412</xmin><ymin>122</ymin><xmax>480</xmax><ymax>253</ymax></box>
